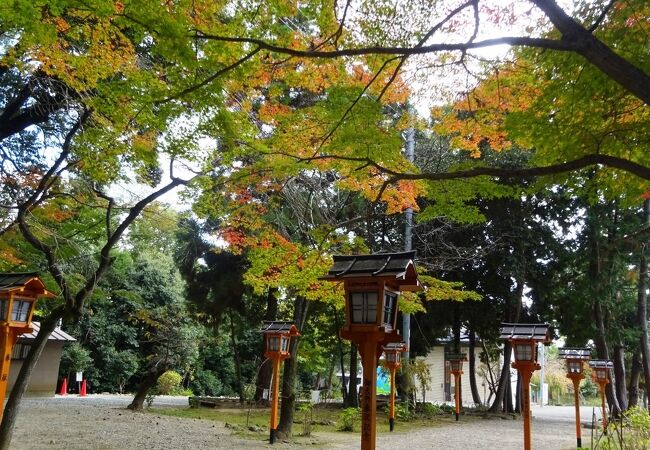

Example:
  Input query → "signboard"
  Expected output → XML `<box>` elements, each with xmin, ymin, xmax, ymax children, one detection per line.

<box><xmin>76</xmin><ymin>371</ymin><xmax>83</xmax><ymax>382</ymax></box>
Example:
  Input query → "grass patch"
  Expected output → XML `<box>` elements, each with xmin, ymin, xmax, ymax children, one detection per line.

<box><xmin>149</xmin><ymin>401</ymin><xmax>467</xmax><ymax>444</ymax></box>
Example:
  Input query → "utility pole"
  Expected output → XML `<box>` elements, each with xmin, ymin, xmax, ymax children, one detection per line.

<box><xmin>402</xmin><ymin>126</ymin><xmax>415</xmax><ymax>362</ymax></box>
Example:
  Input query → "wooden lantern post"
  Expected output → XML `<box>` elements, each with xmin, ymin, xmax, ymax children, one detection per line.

<box><xmin>446</xmin><ymin>353</ymin><xmax>467</xmax><ymax>421</ymax></box>
<box><xmin>589</xmin><ymin>359</ymin><xmax>613</xmax><ymax>434</ymax></box>
<box><xmin>381</xmin><ymin>342</ymin><xmax>406</xmax><ymax>432</ymax></box>
<box><xmin>0</xmin><ymin>273</ymin><xmax>53</xmax><ymax>419</ymax></box>
<box><xmin>500</xmin><ymin>323</ymin><xmax>551</xmax><ymax>450</ymax></box>
<box><xmin>322</xmin><ymin>251</ymin><xmax>421</xmax><ymax>450</ymax></box>
<box><xmin>559</xmin><ymin>347</ymin><xmax>591</xmax><ymax>448</ymax></box>
<box><xmin>261</xmin><ymin>321</ymin><xmax>300</xmax><ymax>444</ymax></box>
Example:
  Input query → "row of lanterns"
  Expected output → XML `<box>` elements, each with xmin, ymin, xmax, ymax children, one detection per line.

<box><xmin>0</xmin><ymin>262</ymin><xmax>613</xmax><ymax>450</ymax></box>
<box><xmin>260</xmin><ymin>255</ymin><xmax>614</xmax><ymax>450</ymax></box>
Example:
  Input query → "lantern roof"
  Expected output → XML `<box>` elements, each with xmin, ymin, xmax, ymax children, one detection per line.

<box><xmin>321</xmin><ymin>251</ymin><xmax>421</xmax><ymax>290</ymax></box>
<box><xmin>559</xmin><ymin>347</ymin><xmax>591</xmax><ymax>360</ymax></box>
<box><xmin>260</xmin><ymin>321</ymin><xmax>300</xmax><ymax>336</ymax></box>
<box><xmin>499</xmin><ymin>323</ymin><xmax>551</xmax><ymax>343</ymax></box>
<box><xmin>382</xmin><ymin>342</ymin><xmax>407</xmax><ymax>352</ymax></box>
<box><xmin>0</xmin><ymin>272</ymin><xmax>55</xmax><ymax>298</ymax></box>
<box><xmin>446</xmin><ymin>353</ymin><xmax>467</xmax><ymax>361</ymax></box>
<box><xmin>589</xmin><ymin>359</ymin><xmax>613</xmax><ymax>370</ymax></box>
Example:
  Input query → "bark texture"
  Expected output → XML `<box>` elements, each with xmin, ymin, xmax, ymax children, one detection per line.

<box><xmin>638</xmin><ymin>199</ymin><xmax>650</xmax><ymax>404</ymax></box>
<box><xmin>468</xmin><ymin>329</ymin><xmax>482</xmax><ymax>406</ymax></box>
<box><xmin>276</xmin><ymin>296</ymin><xmax>309</xmax><ymax>438</ymax></box>
<box><xmin>255</xmin><ymin>288</ymin><xmax>278</xmax><ymax>403</ymax></box>
<box><xmin>0</xmin><ymin>311</ymin><xmax>62</xmax><ymax>450</ymax></box>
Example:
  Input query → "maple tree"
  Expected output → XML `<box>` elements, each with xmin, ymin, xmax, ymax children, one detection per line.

<box><xmin>0</xmin><ymin>0</ymin><xmax>648</xmax><ymax>445</ymax></box>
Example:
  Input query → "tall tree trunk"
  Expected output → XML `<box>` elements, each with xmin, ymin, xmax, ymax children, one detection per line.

<box><xmin>334</xmin><ymin>307</ymin><xmax>348</xmax><ymax>404</ymax></box>
<box><xmin>588</xmin><ymin>203</ymin><xmax>622</xmax><ymax>417</ymax></box>
<box><xmin>452</xmin><ymin>304</ymin><xmax>461</xmax><ymax>353</ymax></box>
<box><xmin>490</xmin><ymin>341</ymin><xmax>512</xmax><ymax>413</ymax></box>
<box><xmin>128</xmin><ymin>365</ymin><xmax>168</xmax><ymax>411</ymax></box>
<box><xmin>628</xmin><ymin>352</ymin><xmax>642</xmax><ymax>408</ymax></box>
<box><xmin>637</xmin><ymin>199</ymin><xmax>650</xmax><ymax>405</ymax></box>
<box><xmin>593</xmin><ymin>297</ymin><xmax>622</xmax><ymax>416</ymax></box>
<box><xmin>346</xmin><ymin>343</ymin><xmax>359</xmax><ymax>407</ymax></box>
<box><xmin>0</xmin><ymin>310</ymin><xmax>63</xmax><ymax>450</ymax></box>
<box><xmin>255</xmin><ymin>288</ymin><xmax>278</xmax><ymax>402</ymax></box>
<box><xmin>277</xmin><ymin>296</ymin><xmax>309</xmax><ymax>439</ymax></box>
<box><xmin>468</xmin><ymin>329</ymin><xmax>482</xmax><ymax>405</ymax></box>
<box><xmin>230</xmin><ymin>315</ymin><xmax>244</xmax><ymax>404</ymax></box>
<box><xmin>612</xmin><ymin>344</ymin><xmax>628</xmax><ymax>411</ymax></box>
<box><xmin>514</xmin><ymin>375</ymin><xmax>521</xmax><ymax>414</ymax></box>
<box><xmin>490</xmin><ymin>280</ymin><xmax>523</xmax><ymax>413</ymax></box>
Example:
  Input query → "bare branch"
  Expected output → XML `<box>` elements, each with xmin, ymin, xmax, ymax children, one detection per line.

<box><xmin>92</xmin><ymin>185</ymin><xmax>115</xmax><ymax>241</ymax></box>
<box><xmin>72</xmin><ymin>173</ymin><xmax>197</xmax><ymax>314</ymax></box>
<box><xmin>588</xmin><ymin>0</ymin><xmax>616</xmax><ymax>33</ymax></box>
<box><xmin>529</xmin><ymin>0</ymin><xmax>650</xmax><ymax>104</ymax></box>
<box><xmin>268</xmin><ymin>150</ymin><xmax>650</xmax><ymax>183</ymax></box>
<box><xmin>318</xmin><ymin>56</ymin><xmax>400</xmax><ymax>148</ymax></box>
<box><xmin>194</xmin><ymin>32</ymin><xmax>578</xmax><ymax>58</ymax></box>
<box><xmin>156</xmin><ymin>47</ymin><xmax>261</xmax><ymax>104</ymax></box>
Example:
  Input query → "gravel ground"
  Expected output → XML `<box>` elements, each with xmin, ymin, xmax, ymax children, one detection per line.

<box><xmin>9</xmin><ymin>395</ymin><xmax>589</xmax><ymax>449</ymax></box>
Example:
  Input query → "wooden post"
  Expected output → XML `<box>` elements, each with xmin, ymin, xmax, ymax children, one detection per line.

<box><xmin>521</xmin><ymin>369</ymin><xmax>533</xmax><ymax>450</ymax></box>
<box><xmin>571</xmin><ymin>377</ymin><xmax>582</xmax><ymax>448</ymax></box>
<box><xmin>359</xmin><ymin>339</ymin><xmax>378</xmax><ymax>450</ymax></box>
<box><xmin>389</xmin><ymin>366</ymin><xmax>396</xmax><ymax>431</ymax></box>
<box><xmin>269</xmin><ymin>357</ymin><xmax>281</xmax><ymax>444</ymax></box>
<box><xmin>599</xmin><ymin>381</ymin><xmax>608</xmax><ymax>432</ymax></box>
<box><xmin>454</xmin><ymin>372</ymin><xmax>461</xmax><ymax>421</ymax></box>
<box><xmin>0</xmin><ymin>326</ymin><xmax>12</xmax><ymax>420</ymax></box>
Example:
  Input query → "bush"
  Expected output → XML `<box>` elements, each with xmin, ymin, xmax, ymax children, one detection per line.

<box><xmin>157</xmin><ymin>371</ymin><xmax>182</xmax><ymax>395</ymax></box>
<box><xmin>395</xmin><ymin>402</ymin><xmax>413</xmax><ymax>421</ymax></box>
<box><xmin>625</xmin><ymin>406</ymin><xmax>650</xmax><ymax>448</ymax></box>
<box><xmin>190</xmin><ymin>369</ymin><xmax>223</xmax><ymax>397</ymax></box>
<box><xmin>338</xmin><ymin>407</ymin><xmax>360</xmax><ymax>432</ymax></box>
<box><xmin>417</xmin><ymin>402</ymin><xmax>444</xmax><ymax>418</ymax></box>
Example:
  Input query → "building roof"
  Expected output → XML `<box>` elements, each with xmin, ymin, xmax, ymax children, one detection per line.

<box><xmin>0</xmin><ymin>272</ymin><xmax>55</xmax><ymax>297</ymax></box>
<box><xmin>321</xmin><ymin>251</ymin><xmax>421</xmax><ymax>290</ymax></box>
<box><xmin>499</xmin><ymin>323</ymin><xmax>551</xmax><ymax>343</ymax></box>
<box><xmin>559</xmin><ymin>347</ymin><xmax>591</xmax><ymax>360</ymax></box>
<box><xmin>19</xmin><ymin>322</ymin><xmax>76</xmax><ymax>342</ymax></box>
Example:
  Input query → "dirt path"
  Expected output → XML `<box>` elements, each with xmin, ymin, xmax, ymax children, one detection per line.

<box><xmin>10</xmin><ymin>396</ymin><xmax>585</xmax><ymax>449</ymax></box>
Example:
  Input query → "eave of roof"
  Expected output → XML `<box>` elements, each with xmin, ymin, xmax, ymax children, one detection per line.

<box><xmin>18</xmin><ymin>322</ymin><xmax>76</xmax><ymax>342</ymax></box>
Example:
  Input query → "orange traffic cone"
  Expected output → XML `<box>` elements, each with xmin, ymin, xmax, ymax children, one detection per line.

<box><xmin>79</xmin><ymin>379</ymin><xmax>87</xmax><ymax>397</ymax></box>
<box><xmin>59</xmin><ymin>378</ymin><xmax>67</xmax><ymax>396</ymax></box>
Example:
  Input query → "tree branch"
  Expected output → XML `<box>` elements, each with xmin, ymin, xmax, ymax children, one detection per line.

<box><xmin>587</xmin><ymin>0</ymin><xmax>617</xmax><ymax>33</ymax></box>
<box><xmin>529</xmin><ymin>0</ymin><xmax>650</xmax><ymax>104</ymax></box>
<box><xmin>72</xmin><ymin>172</ymin><xmax>197</xmax><ymax>314</ymax></box>
<box><xmin>194</xmin><ymin>32</ymin><xmax>578</xmax><ymax>58</ymax></box>
<box><xmin>155</xmin><ymin>47</ymin><xmax>262</xmax><ymax>104</ymax></box>
<box><xmin>271</xmin><ymin>151</ymin><xmax>650</xmax><ymax>183</ymax></box>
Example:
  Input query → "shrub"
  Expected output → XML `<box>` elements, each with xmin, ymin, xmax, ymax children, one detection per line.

<box><xmin>418</xmin><ymin>402</ymin><xmax>444</xmax><ymax>418</ymax></box>
<box><xmin>338</xmin><ymin>407</ymin><xmax>361</xmax><ymax>432</ymax></box>
<box><xmin>157</xmin><ymin>370</ymin><xmax>182</xmax><ymax>395</ymax></box>
<box><xmin>190</xmin><ymin>369</ymin><xmax>223</xmax><ymax>397</ymax></box>
<box><xmin>397</xmin><ymin>402</ymin><xmax>415</xmax><ymax>420</ymax></box>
